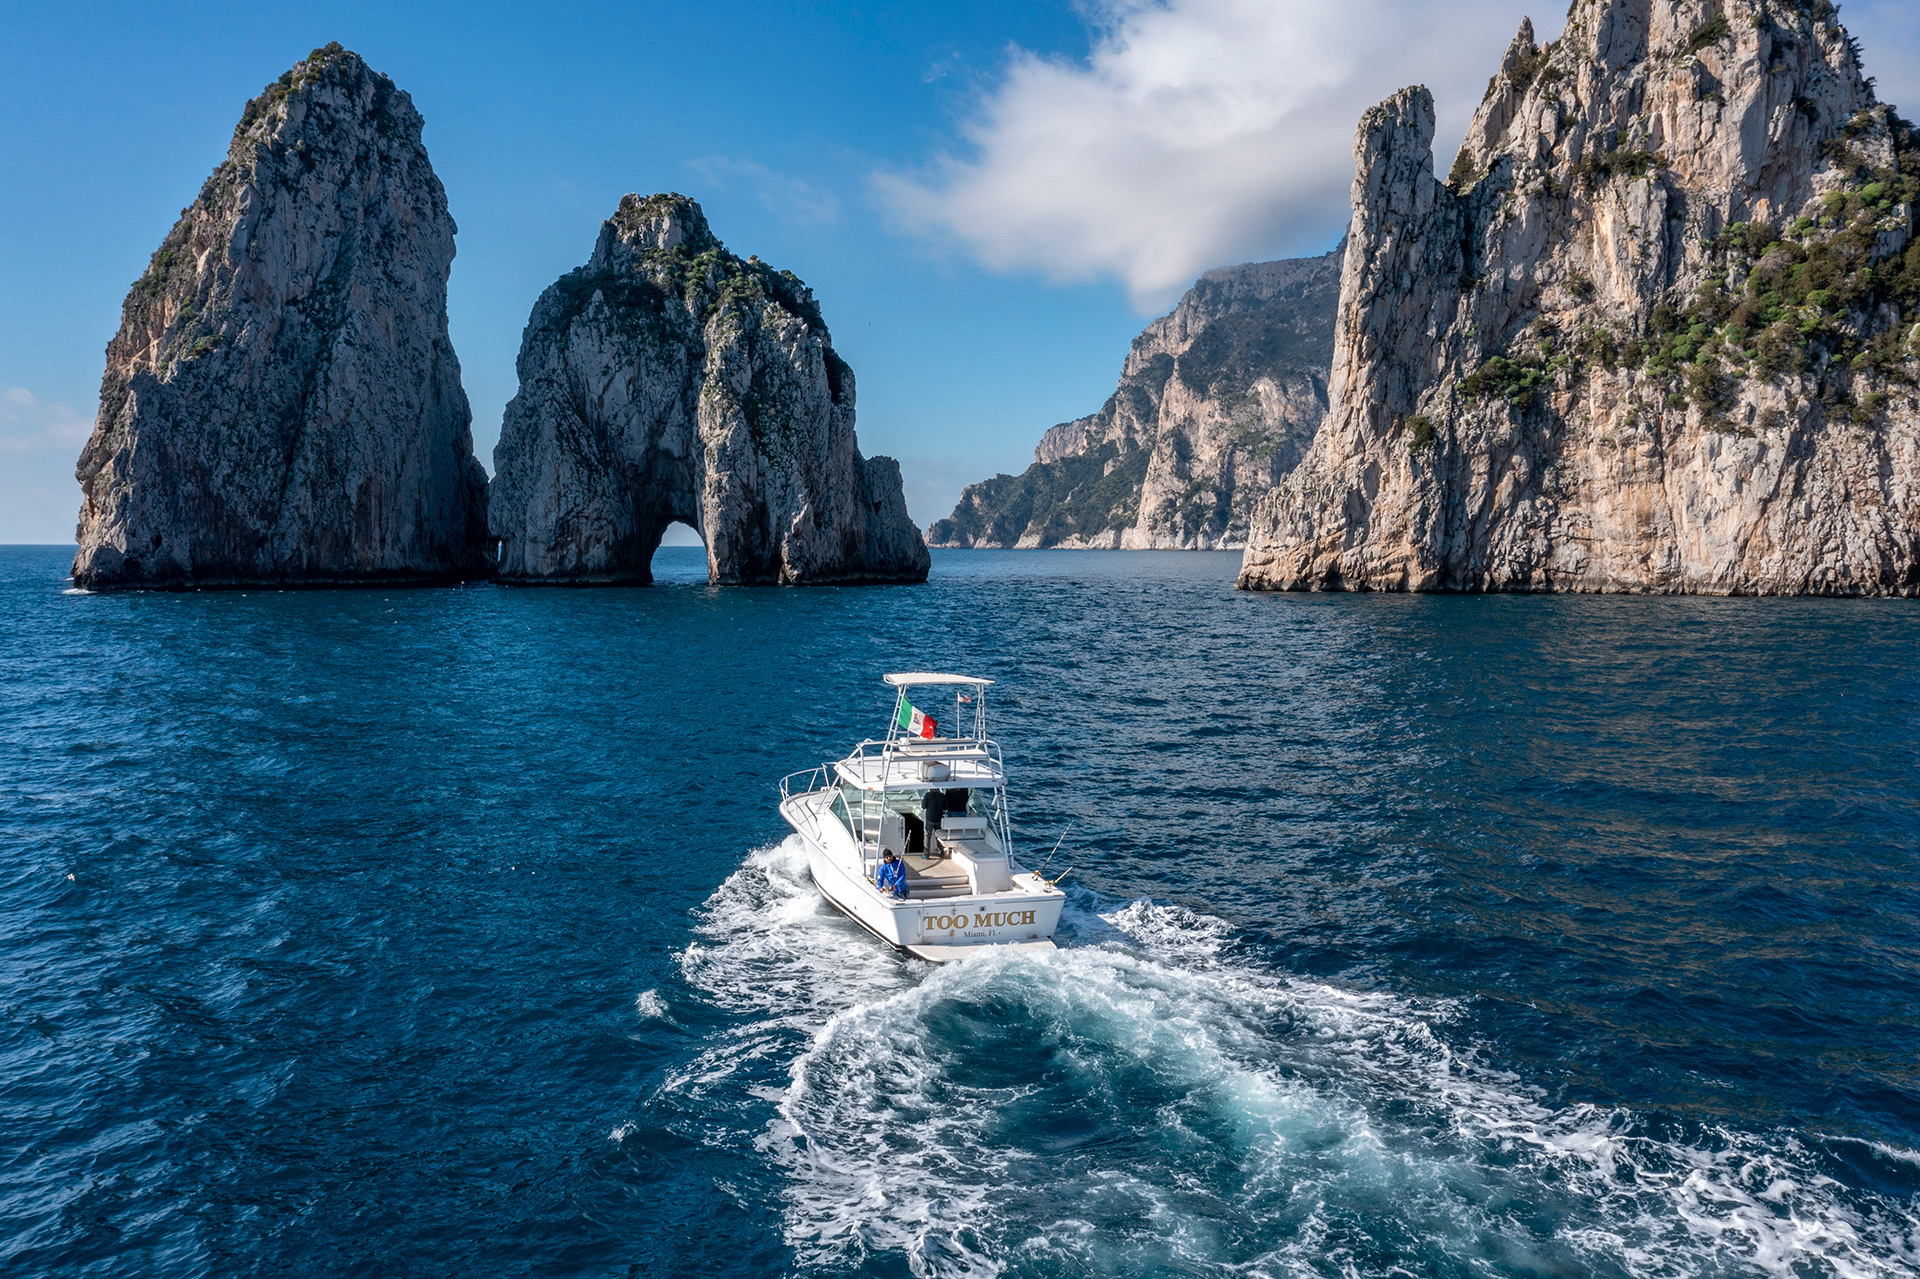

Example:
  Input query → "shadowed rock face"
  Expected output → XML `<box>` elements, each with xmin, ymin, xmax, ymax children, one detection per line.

<box><xmin>72</xmin><ymin>44</ymin><xmax>490</xmax><ymax>590</ymax></box>
<box><xmin>488</xmin><ymin>194</ymin><xmax>929</xmax><ymax>585</ymax></box>
<box><xmin>1240</xmin><ymin>0</ymin><xmax>1920</xmax><ymax>595</ymax></box>
<box><xmin>928</xmin><ymin>249</ymin><xmax>1340</xmax><ymax>550</ymax></box>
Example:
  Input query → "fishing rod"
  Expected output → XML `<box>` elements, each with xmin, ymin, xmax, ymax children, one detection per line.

<box><xmin>1033</xmin><ymin>827</ymin><xmax>1071</xmax><ymax>880</ymax></box>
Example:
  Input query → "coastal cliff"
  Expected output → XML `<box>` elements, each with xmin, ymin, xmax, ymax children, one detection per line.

<box><xmin>1239</xmin><ymin>0</ymin><xmax>1920</xmax><ymax>595</ymax></box>
<box><xmin>489</xmin><ymin>194</ymin><xmax>928</xmax><ymax>584</ymax></box>
<box><xmin>72</xmin><ymin>44</ymin><xmax>490</xmax><ymax>589</ymax></box>
<box><xmin>928</xmin><ymin>250</ymin><xmax>1339</xmax><ymax>549</ymax></box>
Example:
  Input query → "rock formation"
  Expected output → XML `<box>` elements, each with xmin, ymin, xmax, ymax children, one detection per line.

<box><xmin>1239</xmin><ymin>0</ymin><xmax>1920</xmax><ymax>595</ymax></box>
<box><xmin>929</xmin><ymin>249</ymin><xmax>1340</xmax><ymax>549</ymax></box>
<box><xmin>488</xmin><ymin>194</ymin><xmax>928</xmax><ymax>585</ymax></box>
<box><xmin>73</xmin><ymin>44</ymin><xmax>490</xmax><ymax>589</ymax></box>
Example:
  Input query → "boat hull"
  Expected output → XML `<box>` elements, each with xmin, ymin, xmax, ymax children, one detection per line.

<box><xmin>780</xmin><ymin>791</ymin><xmax>1064</xmax><ymax>960</ymax></box>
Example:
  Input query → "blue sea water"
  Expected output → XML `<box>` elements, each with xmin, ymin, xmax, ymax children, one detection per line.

<box><xmin>2</xmin><ymin>541</ymin><xmax>1918</xmax><ymax>1277</ymax></box>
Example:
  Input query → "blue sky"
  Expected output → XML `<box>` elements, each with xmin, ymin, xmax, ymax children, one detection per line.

<box><xmin>3</xmin><ymin>0</ymin><xmax>1916</xmax><ymax>544</ymax></box>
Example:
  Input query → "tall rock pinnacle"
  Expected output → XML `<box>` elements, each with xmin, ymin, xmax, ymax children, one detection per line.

<box><xmin>1239</xmin><ymin>0</ymin><xmax>1920</xmax><ymax>595</ymax></box>
<box><xmin>72</xmin><ymin>43</ymin><xmax>491</xmax><ymax>589</ymax></box>
<box><xmin>489</xmin><ymin>193</ymin><xmax>930</xmax><ymax>585</ymax></box>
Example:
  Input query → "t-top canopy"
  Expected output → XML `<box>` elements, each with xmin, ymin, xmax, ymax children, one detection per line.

<box><xmin>883</xmin><ymin>672</ymin><xmax>994</xmax><ymax>687</ymax></box>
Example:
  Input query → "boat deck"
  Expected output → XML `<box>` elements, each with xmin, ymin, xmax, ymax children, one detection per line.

<box><xmin>904</xmin><ymin>851</ymin><xmax>972</xmax><ymax>899</ymax></box>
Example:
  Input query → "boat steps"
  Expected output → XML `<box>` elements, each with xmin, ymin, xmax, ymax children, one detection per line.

<box><xmin>907</xmin><ymin>881</ymin><xmax>973</xmax><ymax>900</ymax></box>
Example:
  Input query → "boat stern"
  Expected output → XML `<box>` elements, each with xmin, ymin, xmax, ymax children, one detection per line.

<box><xmin>905</xmin><ymin>938</ymin><xmax>1057</xmax><ymax>963</ymax></box>
<box><xmin>902</xmin><ymin>889</ymin><xmax>1065</xmax><ymax>953</ymax></box>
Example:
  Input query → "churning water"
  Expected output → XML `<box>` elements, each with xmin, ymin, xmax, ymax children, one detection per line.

<box><xmin>2</xmin><ymin>545</ymin><xmax>1917</xmax><ymax>1276</ymax></box>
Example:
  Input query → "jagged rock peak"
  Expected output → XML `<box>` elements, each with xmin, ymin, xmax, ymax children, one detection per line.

<box><xmin>72</xmin><ymin>43</ymin><xmax>490</xmax><ymax>589</ymax></box>
<box><xmin>930</xmin><ymin>248</ymin><xmax>1341</xmax><ymax>550</ymax></box>
<box><xmin>489</xmin><ymin>193</ymin><xmax>928</xmax><ymax>585</ymax></box>
<box><xmin>601</xmin><ymin>192</ymin><xmax>721</xmax><ymax>255</ymax></box>
<box><xmin>1239</xmin><ymin>0</ymin><xmax>1920</xmax><ymax>596</ymax></box>
<box><xmin>1503</xmin><ymin>16</ymin><xmax>1538</xmax><ymax>70</ymax></box>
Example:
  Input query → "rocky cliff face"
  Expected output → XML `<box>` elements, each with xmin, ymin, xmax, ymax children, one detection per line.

<box><xmin>928</xmin><ymin>250</ymin><xmax>1340</xmax><ymax>549</ymax></box>
<box><xmin>489</xmin><ymin>194</ymin><xmax>928</xmax><ymax>584</ymax></box>
<box><xmin>73</xmin><ymin>44</ymin><xmax>490</xmax><ymax>589</ymax></box>
<box><xmin>1240</xmin><ymin>0</ymin><xmax>1920</xmax><ymax>594</ymax></box>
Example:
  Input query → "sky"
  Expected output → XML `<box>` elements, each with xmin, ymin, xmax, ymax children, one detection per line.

<box><xmin>3</xmin><ymin>0</ymin><xmax>1917</xmax><ymax>544</ymax></box>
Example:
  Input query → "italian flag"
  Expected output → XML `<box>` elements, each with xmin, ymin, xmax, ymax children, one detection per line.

<box><xmin>896</xmin><ymin>700</ymin><xmax>936</xmax><ymax>739</ymax></box>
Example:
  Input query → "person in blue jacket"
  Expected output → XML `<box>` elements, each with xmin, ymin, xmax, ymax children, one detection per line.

<box><xmin>875</xmin><ymin>849</ymin><xmax>909</xmax><ymax>899</ymax></box>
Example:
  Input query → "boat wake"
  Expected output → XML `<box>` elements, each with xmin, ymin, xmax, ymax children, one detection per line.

<box><xmin>650</xmin><ymin>838</ymin><xmax>1920</xmax><ymax>1278</ymax></box>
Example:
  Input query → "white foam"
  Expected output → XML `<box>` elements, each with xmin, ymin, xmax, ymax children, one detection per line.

<box><xmin>660</xmin><ymin>846</ymin><xmax>1920</xmax><ymax>1278</ymax></box>
<box><xmin>658</xmin><ymin>838</ymin><xmax>913</xmax><ymax>1114</ymax></box>
<box><xmin>634</xmin><ymin>989</ymin><xmax>668</xmax><ymax>1020</ymax></box>
<box><xmin>1862</xmin><ymin>1139</ymin><xmax>1920</xmax><ymax>1169</ymax></box>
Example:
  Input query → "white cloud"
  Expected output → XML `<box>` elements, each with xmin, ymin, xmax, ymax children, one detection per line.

<box><xmin>875</xmin><ymin>0</ymin><xmax>1545</xmax><ymax>310</ymax></box>
<box><xmin>0</xmin><ymin>387</ymin><xmax>93</xmax><ymax>455</ymax></box>
<box><xmin>688</xmin><ymin>156</ymin><xmax>843</xmax><ymax>227</ymax></box>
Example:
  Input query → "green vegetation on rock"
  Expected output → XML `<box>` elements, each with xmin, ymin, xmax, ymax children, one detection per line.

<box><xmin>1457</xmin><ymin>111</ymin><xmax>1920</xmax><ymax>429</ymax></box>
<box><xmin>1570</xmin><ymin>146</ymin><xmax>1667</xmax><ymax>190</ymax></box>
<box><xmin>1685</xmin><ymin>15</ymin><xmax>1732</xmax><ymax>55</ymax></box>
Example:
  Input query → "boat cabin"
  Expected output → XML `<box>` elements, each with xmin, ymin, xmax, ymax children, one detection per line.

<box><xmin>828</xmin><ymin>673</ymin><xmax>1015</xmax><ymax>899</ymax></box>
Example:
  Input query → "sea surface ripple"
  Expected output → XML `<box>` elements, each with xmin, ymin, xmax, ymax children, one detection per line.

<box><xmin>0</xmin><ymin>544</ymin><xmax>1916</xmax><ymax>1277</ymax></box>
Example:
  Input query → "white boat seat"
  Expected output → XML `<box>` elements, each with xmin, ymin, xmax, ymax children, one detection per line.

<box><xmin>950</xmin><ymin>846</ymin><xmax>1013</xmax><ymax>894</ymax></box>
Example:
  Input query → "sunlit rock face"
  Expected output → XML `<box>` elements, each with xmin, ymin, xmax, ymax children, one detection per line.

<box><xmin>1239</xmin><ymin>0</ymin><xmax>1920</xmax><ymax>595</ymax></box>
<box><xmin>489</xmin><ymin>193</ymin><xmax>929</xmax><ymax>585</ymax></box>
<box><xmin>73</xmin><ymin>44</ymin><xmax>490</xmax><ymax>589</ymax></box>
<box><xmin>929</xmin><ymin>249</ymin><xmax>1340</xmax><ymax>550</ymax></box>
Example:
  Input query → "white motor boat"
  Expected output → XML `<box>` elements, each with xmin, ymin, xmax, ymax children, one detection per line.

<box><xmin>778</xmin><ymin>672</ymin><xmax>1066</xmax><ymax>962</ymax></box>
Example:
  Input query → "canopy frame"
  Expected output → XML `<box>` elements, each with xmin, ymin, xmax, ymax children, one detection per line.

<box><xmin>882</xmin><ymin>672</ymin><xmax>994</xmax><ymax>688</ymax></box>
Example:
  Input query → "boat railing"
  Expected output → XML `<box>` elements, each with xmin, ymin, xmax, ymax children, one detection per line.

<box><xmin>839</xmin><ymin>735</ymin><xmax>1004</xmax><ymax>774</ymax></box>
<box><xmin>833</xmin><ymin>735</ymin><xmax>1013</xmax><ymax>866</ymax></box>
<box><xmin>779</xmin><ymin>765</ymin><xmax>829</xmax><ymax>804</ymax></box>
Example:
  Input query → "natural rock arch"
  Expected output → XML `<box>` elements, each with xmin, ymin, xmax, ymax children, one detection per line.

<box><xmin>489</xmin><ymin>194</ymin><xmax>929</xmax><ymax>585</ymax></box>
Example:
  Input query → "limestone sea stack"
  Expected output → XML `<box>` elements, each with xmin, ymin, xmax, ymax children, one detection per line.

<box><xmin>929</xmin><ymin>249</ymin><xmax>1340</xmax><ymax>549</ymax></box>
<box><xmin>489</xmin><ymin>194</ymin><xmax>929</xmax><ymax>584</ymax></box>
<box><xmin>1239</xmin><ymin>0</ymin><xmax>1920</xmax><ymax>595</ymax></box>
<box><xmin>72</xmin><ymin>44</ymin><xmax>490</xmax><ymax>589</ymax></box>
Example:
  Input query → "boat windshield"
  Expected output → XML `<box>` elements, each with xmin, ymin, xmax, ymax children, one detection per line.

<box><xmin>837</xmin><ymin>783</ymin><xmax>994</xmax><ymax>819</ymax></box>
<box><xmin>833</xmin><ymin>781</ymin><xmax>1002</xmax><ymax>845</ymax></box>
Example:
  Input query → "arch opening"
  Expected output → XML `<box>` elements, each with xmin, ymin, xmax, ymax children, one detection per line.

<box><xmin>649</xmin><ymin>521</ymin><xmax>708</xmax><ymax>584</ymax></box>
